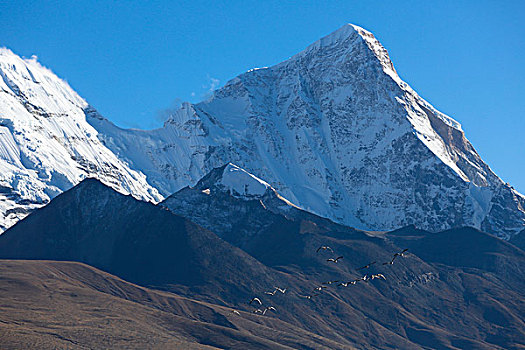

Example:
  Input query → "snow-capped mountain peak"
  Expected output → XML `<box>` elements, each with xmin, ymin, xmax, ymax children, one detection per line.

<box><xmin>187</xmin><ymin>163</ymin><xmax>300</xmax><ymax>209</ymax></box>
<box><xmin>0</xmin><ymin>48</ymin><xmax>162</xmax><ymax>232</ymax></box>
<box><xmin>0</xmin><ymin>48</ymin><xmax>84</xmax><ymax>114</ymax></box>
<box><xmin>1</xmin><ymin>23</ymin><xmax>524</xmax><ymax>239</ymax></box>
<box><xmin>91</xmin><ymin>23</ymin><xmax>523</xmax><ymax>238</ymax></box>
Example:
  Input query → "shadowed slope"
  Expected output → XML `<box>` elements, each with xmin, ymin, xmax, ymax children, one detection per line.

<box><xmin>0</xmin><ymin>178</ymin><xmax>289</xmax><ymax>305</ymax></box>
<box><xmin>164</xmin><ymin>170</ymin><xmax>525</xmax><ymax>349</ymax></box>
<box><xmin>1</xmin><ymin>179</ymin><xmax>524</xmax><ymax>349</ymax></box>
<box><xmin>509</xmin><ymin>229</ymin><xmax>525</xmax><ymax>251</ymax></box>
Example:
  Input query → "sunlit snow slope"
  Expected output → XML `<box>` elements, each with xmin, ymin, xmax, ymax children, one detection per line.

<box><xmin>89</xmin><ymin>24</ymin><xmax>524</xmax><ymax>239</ymax></box>
<box><xmin>0</xmin><ymin>49</ymin><xmax>161</xmax><ymax>231</ymax></box>
<box><xmin>1</xmin><ymin>23</ymin><xmax>524</xmax><ymax>239</ymax></box>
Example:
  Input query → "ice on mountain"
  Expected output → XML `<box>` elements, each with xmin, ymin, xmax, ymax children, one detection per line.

<box><xmin>1</xmin><ymin>23</ymin><xmax>524</xmax><ymax>239</ymax></box>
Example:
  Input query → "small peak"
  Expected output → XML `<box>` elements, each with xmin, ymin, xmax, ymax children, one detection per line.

<box><xmin>172</xmin><ymin>163</ymin><xmax>301</xmax><ymax>211</ymax></box>
<box><xmin>192</xmin><ymin>164</ymin><xmax>230</xmax><ymax>189</ymax></box>
<box><xmin>181</xmin><ymin>101</ymin><xmax>193</xmax><ymax>109</ymax></box>
<box><xmin>69</xmin><ymin>177</ymin><xmax>134</xmax><ymax>201</ymax></box>
<box><xmin>326</xmin><ymin>24</ymin><xmax>398</xmax><ymax>79</ymax></box>
<box><xmin>219</xmin><ymin>163</ymin><xmax>272</xmax><ymax>197</ymax></box>
<box><xmin>348</xmin><ymin>24</ymin><xmax>398</xmax><ymax>78</ymax></box>
<box><xmin>320</xmin><ymin>23</ymin><xmax>377</xmax><ymax>46</ymax></box>
<box><xmin>221</xmin><ymin>164</ymin><xmax>302</xmax><ymax>209</ymax></box>
<box><xmin>75</xmin><ymin>177</ymin><xmax>108</xmax><ymax>190</ymax></box>
<box><xmin>287</xmin><ymin>23</ymin><xmax>398</xmax><ymax>81</ymax></box>
<box><xmin>299</xmin><ymin>23</ymin><xmax>360</xmax><ymax>53</ymax></box>
<box><xmin>324</xmin><ymin>23</ymin><xmax>361</xmax><ymax>42</ymax></box>
<box><xmin>192</xmin><ymin>163</ymin><xmax>272</xmax><ymax>198</ymax></box>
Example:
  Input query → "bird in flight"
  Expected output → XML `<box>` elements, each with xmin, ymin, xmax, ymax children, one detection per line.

<box><xmin>253</xmin><ymin>309</ymin><xmax>264</xmax><ymax>314</ymax></box>
<box><xmin>266</xmin><ymin>286</ymin><xmax>286</xmax><ymax>295</ymax></box>
<box><xmin>359</xmin><ymin>274</ymin><xmax>370</xmax><ymax>282</ymax></box>
<box><xmin>249</xmin><ymin>297</ymin><xmax>262</xmax><ymax>305</ymax></box>
<box><xmin>322</xmin><ymin>280</ymin><xmax>340</xmax><ymax>285</ymax></box>
<box><xmin>327</xmin><ymin>256</ymin><xmax>344</xmax><ymax>263</ymax></box>
<box><xmin>357</xmin><ymin>261</ymin><xmax>376</xmax><ymax>270</ymax></box>
<box><xmin>317</xmin><ymin>246</ymin><xmax>334</xmax><ymax>253</ymax></box>
<box><xmin>371</xmin><ymin>273</ymin><xmax>386</xmax><ymax>280</ymax></box>
<box><xmin>350</xmin><ymin>277</ymin><xmax>366</xmax><ymax>284</ymax></box>
<box><xmin>383</xmin><ymin>249</ymin><xmax>409</xmax><ymax>265</ymax></box>
<box><xmin>383</xmin><ymin>257</ymin><xmax>396</xmax><ymax>265</ymax></box>
<box><xmin>262</xmin><ymin>306</ymin><xmax>277</xmax><ymax>315</ymax></box>
<box><xmin>313</xmin><ymin>285</ymin><xmax>328</xmax><ymax>292</ymax></box>
<box><xmin>230</xmin><ymin>310</ymin><xmax>241</xmax><ymax>315</ymax></box>
<box><xmin>299</xmin><ymin>293</ymin><xmax>320</xmax><ymax>300</ymax></box>
<box><xmin>396</xmin><ymin>248</ymin><xmax>409</xmax><ymax>257</ymax></box>
<box><xmin>338</xmin><ymin>275</ymin><xmax>367</xmax><ymax>287</ymax></box>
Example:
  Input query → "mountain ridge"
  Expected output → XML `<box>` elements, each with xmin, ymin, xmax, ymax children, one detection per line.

<box><xmin>89</xmin><ymin>24</ymin><xmax>524</xmax><ymax>238</ymax></box>
<box><xmin>1</xmin><ymin>23</ymin><xmax>524</xmax><ymax>238</ymax></box>
<box><xmin>1</xmin><ymin>176</ymin><xmax>524</xmax><ymax>349</ymax></box>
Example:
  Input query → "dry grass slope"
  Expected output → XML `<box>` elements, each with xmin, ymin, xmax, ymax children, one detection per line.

<box><xmin>0</xmin><ymin>260</ymin><xmax>350</xmax><ymax>350</ymax></box>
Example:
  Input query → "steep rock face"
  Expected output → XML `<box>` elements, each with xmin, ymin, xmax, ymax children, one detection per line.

<box><xmin>0</xmin><ymin>49</ymin><xmax>162</xmax><ymax>231</ymax></box>
<box><xmin>90</xmin><ymin>25</ymin><xmax>524</xmax><ymax>238</ymax></box>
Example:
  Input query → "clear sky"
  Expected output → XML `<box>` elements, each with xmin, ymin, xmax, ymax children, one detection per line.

<box><xmin>1</xmin><ymin>1</ymin><xmax>524</xmax><ymax>192</ymax></box>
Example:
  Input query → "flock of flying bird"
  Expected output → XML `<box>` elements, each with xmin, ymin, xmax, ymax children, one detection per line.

<box><xmin>231</xmin><ymin>246</ymin><xmax>409</xmax><ymax>316</ymax></box>
<box><xmin>297</xmin><ymin>247</ymin><xmax>408</xmax><ymax>300</ymax></box>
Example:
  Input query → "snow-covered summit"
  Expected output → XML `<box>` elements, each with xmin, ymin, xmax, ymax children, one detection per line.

<box><xmin>90</xmin><ymin>23</ymin><xmax>524</xmax><ymax>239</ymax></box>
<box><xmin>0</xmin><ymin>48</ymin><xmax>161</xmax><ymax>232</ymax></box>
<box><xmin>1</xmin><ymin>23</ymin><xmax>524</xmax><ymax>239</ymax></box>
<box><xmin>289</xmin><ymin>23</ymin><xmax>397</xmax><ymax>79</ymax></box>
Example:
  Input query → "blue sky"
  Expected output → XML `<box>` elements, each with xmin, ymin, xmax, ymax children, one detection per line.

<box><xmin>1</xmin><ymin>1</ymin><xmax>524</xmax><ymax>192</ymax></box>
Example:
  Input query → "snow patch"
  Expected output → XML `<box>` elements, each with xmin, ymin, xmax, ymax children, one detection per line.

<box><xmin>219</xmin><ymin>163</ymin><xmax>271</xmax><ymax>197</ymax></box>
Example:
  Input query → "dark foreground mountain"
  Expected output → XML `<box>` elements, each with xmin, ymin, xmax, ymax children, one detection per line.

<box><xmin>0</xmin><ymin>178</ymin><xmax>292</xmax><ymax>305</ymax></box>
<box><xmin>1</xmin><ymin>179</ymin><xmax>524</xmax><ymax>349</ymax></box>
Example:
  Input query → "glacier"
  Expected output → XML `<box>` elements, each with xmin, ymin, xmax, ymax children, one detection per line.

<box><xmin>0</xmin><ymin>24</ymin><xmax>524</xmax><ymax>238</ymax></box>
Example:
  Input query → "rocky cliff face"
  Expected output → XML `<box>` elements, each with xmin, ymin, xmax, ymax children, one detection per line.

<box><xmin>90</xmin><ymin>24</ymin><xmax>524</xmax><ymax>239</ymax></box>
